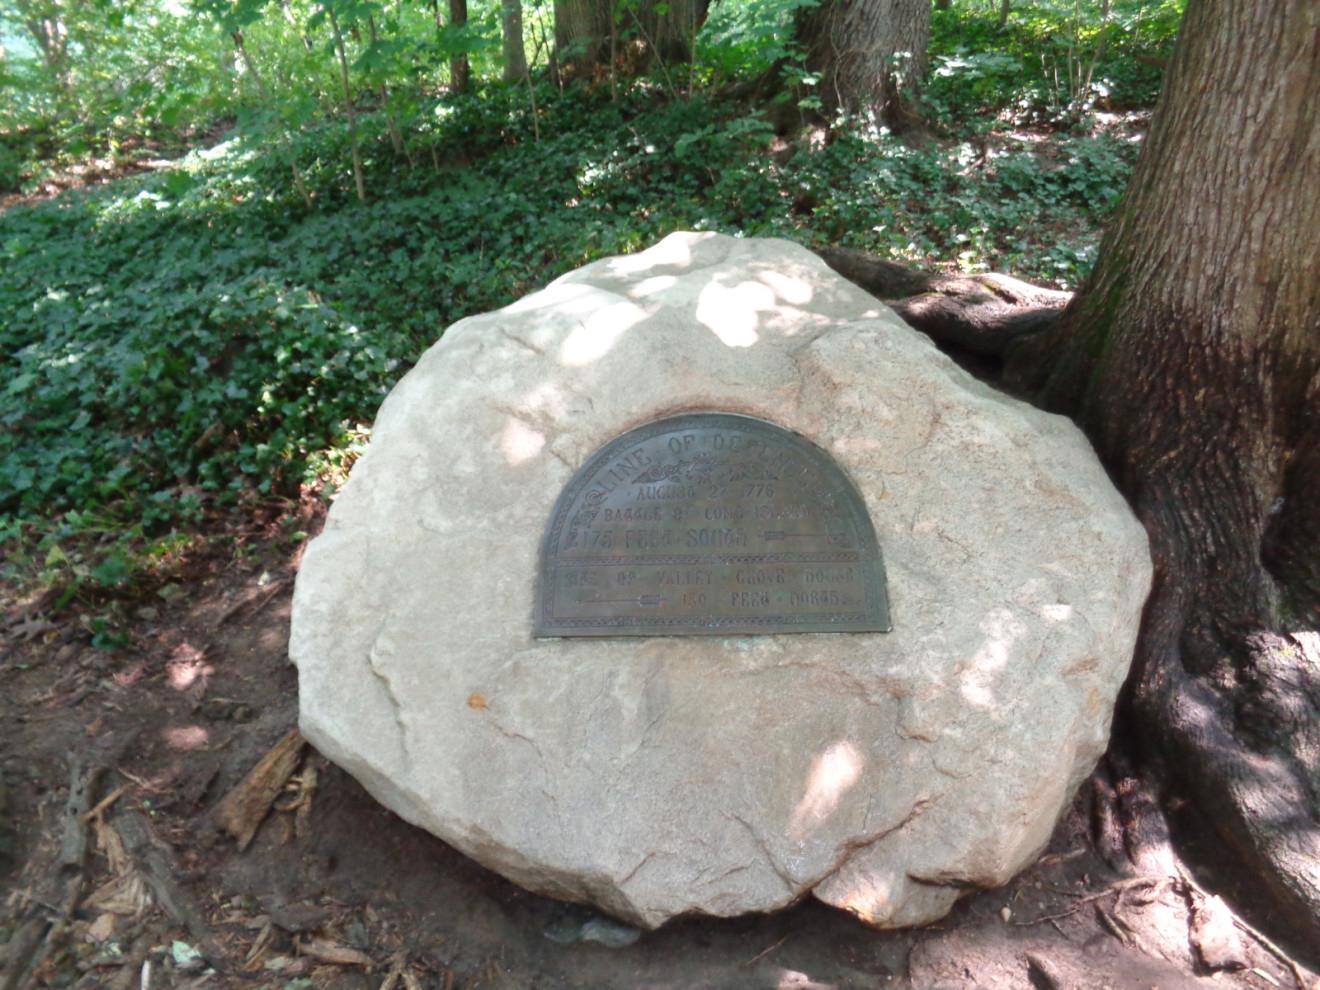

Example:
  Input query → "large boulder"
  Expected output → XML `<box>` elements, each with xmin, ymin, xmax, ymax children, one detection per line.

<box><xmin>290</xmin><ymin>232</ymin><xmax>1151</xmax><ymax>930</ymax></box>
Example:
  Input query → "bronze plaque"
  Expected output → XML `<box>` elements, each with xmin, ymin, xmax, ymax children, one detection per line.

<box><xmin>534</xmin><ymin>413</ymin><xmax>891</xmax><ymax>637</ymax></box>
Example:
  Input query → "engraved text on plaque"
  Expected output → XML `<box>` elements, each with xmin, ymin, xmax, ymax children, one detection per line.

<box><xmin>534</xmin><ymin>412</ymin><xmax>891</xmax><ymax>636</ymax></box>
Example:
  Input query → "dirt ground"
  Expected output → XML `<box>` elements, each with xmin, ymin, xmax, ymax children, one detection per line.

<box><xmin>3</xmin><ymin>506</ymin><xmax>1318</xmax><ymax>990</ymax></box>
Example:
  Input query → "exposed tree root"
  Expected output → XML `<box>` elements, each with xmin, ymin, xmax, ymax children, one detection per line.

<box><xmin>1144</xmin><ymin>616</ymin><xmax>1320</xmax><ymax>961</ymax></box>
<box><xmin>816</xmin><ymin>246</ymin><xmax>1071</xmax><ymax>356</ymax></box>
<box><xmin>817</xmin><ymin>243</ymin><xmax>1320</xmax><ymax>962</ymax></box>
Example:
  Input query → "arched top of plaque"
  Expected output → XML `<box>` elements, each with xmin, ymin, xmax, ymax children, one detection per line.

<box><xmin>534</xmin><ymin>412</ymin><xmax>891</xmax><ymax>637</ymax></box>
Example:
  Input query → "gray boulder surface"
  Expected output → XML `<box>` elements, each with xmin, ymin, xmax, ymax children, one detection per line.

<box><xmin>290</xmin><ymin>231</ymin><xmax>1151</xmax><ymax>930</ymax></box>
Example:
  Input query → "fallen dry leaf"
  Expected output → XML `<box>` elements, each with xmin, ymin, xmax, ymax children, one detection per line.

<box><xmin>11</xmin><ymin>616</ymin><xmax>59</xmax><ymax>640</ymax></box>
<box><xmin>84</xmin><ymin>872</ymin><xmax>152</xmax><ymax>917</ymax></box>
<box><xmin>300</xmin><ymin>937</ymin><xmax>372</xmax><ymax>967</ymax></box>
<box><xmin>1190</xmin><ymin>893</ymin><xmax>1248</xmax><ymax>972</ymax></box>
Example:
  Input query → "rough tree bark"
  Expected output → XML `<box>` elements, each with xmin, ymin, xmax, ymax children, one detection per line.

<box><xmin>554</xmin><ymin>0</ymin><xmax>611</xmax><ymax>76</ymax></box>
<box><xmin>795</xmin><ymin>0</ymin><xmax>931</xmax><ymax>131</ymax></box>
<box><xmin>502</xmin><ymin>0</ymin><xmax>528</xmax><ymax>83</ymax></box>
<box><xmin>825</xmin><ymin>0</ymin><xmax>1320</xmax><ymax>947</ymax></box>
<box><xmin>449</xmin><ymin>0</ymin><xmax>470</xmax><ymax>92</ymax></box>
<box><xmin>1016</xmin><ymin>0</ymin><xmax>1320</xmax><ymax>945</ymax></box>
<box><xmin>553</xmin><ymin>0</ymin><xmax>709</xmax><ymax>78</ymax></box>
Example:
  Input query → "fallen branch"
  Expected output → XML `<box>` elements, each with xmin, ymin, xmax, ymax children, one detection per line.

<box><xmin>8</xmin><ymin>758</ymin><xmax>102</xmax><ymax>990</ymax></box>
<box><xmin>0</xmin><ymin>916</ymin><xmax>47</xmax><ymax>990</ymax></box>
<box><xmin>217</xmin><ymin>728</ymin><xmax>307</xmax><ymax>850</ymax></box>
<box><xmin>59</xmin><ymin>757</ymin><xmax>99</xmax><ymax>867</ymax></box>
<box><xmin>115</xmin><ymin>810</ymin><xmax>227</xmax><ymax>973</ymax></box>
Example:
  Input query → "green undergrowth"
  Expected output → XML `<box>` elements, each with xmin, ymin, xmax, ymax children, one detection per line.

<box><xmin>0</xmin><ymin>82</ymin><xmax>1141</xmax><ymax>592</ymax></box>
<box><xmin>927</xmin><ymin>0</ymin><xmax>1181</xmax><ymax>127</ymax></box>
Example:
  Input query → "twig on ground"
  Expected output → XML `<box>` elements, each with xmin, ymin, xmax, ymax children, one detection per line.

<box><xmin>114</xmin><ymin>766</ymin><xmax>155</xmax><ymax>790</ymax></box>
<box><xmin>740</xmin><ymin>935</ymin><xmax>789</xmax><ymax>968</ymax></box>
<box><xmin>299</xmin><ymin>937</ymin><xmax>372</xmax><ymax>967</ymax></box>
<box><xmin>83</xmin><ymin>783</ymin><xmax>129</xmax><ymax>822</ymax></box>
<box><xmin>380</xmin><ymin>952</ymin><xmax>423</xmax><ymax>990</ymax></box>
<box><xmin>244</xmin><ymin>921</ymin><xmax>274</xmax><ymax>969</ymax></box>
<box><xmin>216</xmin><ymin>578</ymin><xmax>291</xmax><ymax>626</ymax></box>
<box><xmin>1013</xmin><ymin>900</ymin><xmax>1090</xmax><ymax>925</ymax></box>
<box><xmin>380</xmin><ymin>952</ymin><xmax>408</xmax><ymax>990</ymax></box>
<box><xmin>7</xmin><ymin>888</ymin><xmax>63</xmax><ymax>915</ymax></box>
<box><xmin>1015</xmin><ymin>876</ymin><xmax>1172</xmax><ymax>926</ymax></box>
<box><xmin>0</xmin><ymin>917</ymin><xmax>47</xmax><ymax>990</ymax></box>
<box><xmin>1036</xmin><ymin>847</ymin><xmax>1088</xmax><ymax>866</ymax></box>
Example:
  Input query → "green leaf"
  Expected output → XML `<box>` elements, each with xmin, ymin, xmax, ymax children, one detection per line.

<box><xmin>93</xmin><ymin>554</ymin><xmax>131</xmax><ymax>587</ymax></box>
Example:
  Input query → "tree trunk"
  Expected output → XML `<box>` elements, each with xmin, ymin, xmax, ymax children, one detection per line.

<box><xmin>1009</xmin><ymin>0</ymin><xmax>1320</xmax><ymax>946</ymax></box>
<box><xmin>795</xmin><ymin>0</ymin><xmax>931</xmax><ymax>131</ymax></box>
<box><xmin>628</xmin><ymin>0</ymin><xmax>708</xmax><ymax>65</ymax></box>
<box><xmin>554</xmin><ymin>0</ymin><xmax>611</xmax><ymax>76</ymax></box>
<box><xmin>18</xmin><ymin>0</ymin><xmax>71</xmax><ymax>93</ymax></box>
<box><xmin>816</xmin><ymin>0</ymin><xmax>1320</xmax><ymax>947</ymax></box>
<box><xmin>280</xmin><ymin>0</ymin><xmax>314</xmax><ymax>53</ymax></box>
<box><xmin>327</xmin><ymin>7</ymin><xmax>366</xmax><ymax>203</ymax></box>
<box><xmin>449</xmin><ymin>0</ymin><xmax>470</xmax><ymax>91</ymax></box>
<box><xmin>553</xmin><ymin>0</ymin><xmax>708</xmax><ymax>78</ymax></box>
<box><xmin>368</xmin><ymin>14</ymin><xmax>411</xmax><ymax>164</ymax></box>
<box><xmin>230</xmin><ymin>30</ymin><xmax>314</xmax><ymax>209</ymax></box>
<box><xmin>503</xmin><ymin>0</ymin><xmax>528</xmax><ymax>83</ymax></box>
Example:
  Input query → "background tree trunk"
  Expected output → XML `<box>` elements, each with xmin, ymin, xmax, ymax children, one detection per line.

<box><xmin>449</xmin><ymin>0</ymin><xmax>470</xmax><ymax>91</ymax></box>
<box><xmin>1009</xmin><ymin>0</ymin><xmax>1320</xmax><ymax>947</ymax></box>
<box><xmin>554</xmin><ymin>0</ymin><xmax>708</xmax><ymax>78</ymax></box>
<box><xmin>17</xmin><ymin>0</ymin><xmax>72</xmax><ymax>93</ymax></box>
<box><xmin>628</xmin><ymin>0</ymin><xmax>708</xmax><ymax>64</ymax></box>
<box><xmin>502</xmin><ymin>0</ymin><xmax>528</xmax><ymax>82</ymax></box>
<box><xmin>795</xmin><ymin>0</ymin><xmax>930</xmax><ymax>130</ymax></box>
<box><xmin>553</xmin><ymin>0</ymin><xmax>612</xmax><ymax>76</ymax></box>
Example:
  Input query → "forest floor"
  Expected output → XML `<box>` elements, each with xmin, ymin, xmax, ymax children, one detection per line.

<box><xmin>4</xmin><ymin>503</ymin><xmax>1319</xmax><ymax>990</ymax></box>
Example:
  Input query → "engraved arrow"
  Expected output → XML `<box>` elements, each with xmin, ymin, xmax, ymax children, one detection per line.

<box><xmin>582</xmin><ymin>595</ymin><xmax>665</xmax><ymax>607</ymax></box>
